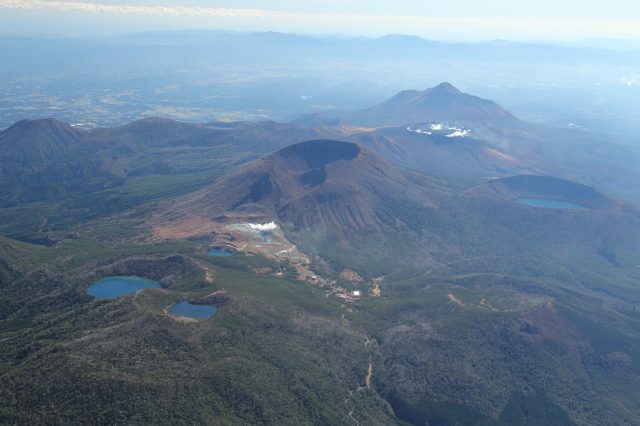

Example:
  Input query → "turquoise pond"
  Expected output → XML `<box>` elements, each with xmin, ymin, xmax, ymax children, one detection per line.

<box><xmin>168</xmin><ymin>301</ymin><xmax>217</xmax><ymax>318</ymax></box>
<box><xmin>87</xmin><ymin>276</ymin><xmax>160</xmax><ymax>299</ymax></box>
<box><xmin>517</xmin><ymin>198</ymin><xmax>587</xmax><ymax>210</ymax></box>
<box><xmin>208</xmin><ymin>248</ymin><xmax>233</xmax><ymax>257</ymax></box>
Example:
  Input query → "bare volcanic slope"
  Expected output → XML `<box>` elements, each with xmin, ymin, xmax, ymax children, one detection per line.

<box><xmin>154</xmin><ymin>139</ymin><xmax>640</xmax><ymax>280</ymax></box>
<box><xmin>155</xmin><ymin>139</ymin><xmax>441</xmax><ymax>238</ymax></box>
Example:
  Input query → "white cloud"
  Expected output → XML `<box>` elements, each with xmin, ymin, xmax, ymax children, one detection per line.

<box><xmin>2</xmin><ymin>0</ymin><xmax>640</xmax><ymax>39</ymax></box>
<box><xmin>0</xmin><ymin>0</ymin><xmax>298</xmax><ymax>17</ymax></box>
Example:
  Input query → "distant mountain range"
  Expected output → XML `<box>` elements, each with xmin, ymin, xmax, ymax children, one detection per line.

<box><xmin>2</xmin><ymin>83</ymin><xmax>640</xmax><ymax>211</ymax></box>
<box><xmin>325</xmin><ymin>83</ymin><xmax>640</xmax><ymax>202</ymax></box>
<box><xmin>3</xmin><ymin>31</ymin><xmax>640</xmax><ymax>135</ymax></box>
<box><xmin>0</xmin><ymin>117</ymin><xmax>337</xmax><ymax>208</ymax></box>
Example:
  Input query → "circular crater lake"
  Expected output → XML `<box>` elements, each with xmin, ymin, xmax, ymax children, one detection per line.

<box><xmin>517</xmin><ymin>198</ymin><xmax>587</xmax><ymax>210</ymax></box>
<box><xmin>87</xmin><ymin>276</ymin><xmax>160</xmax><ymax>299</ymax></box>
<box><xmin>168</xmin><ymin>301</ymin><xmax>217</xmax><ymax>319</ymax></box>
<box><xmin>208</xmin><ymin>248</ymin><xmax>234</xmax><ymax>257</ymax></box>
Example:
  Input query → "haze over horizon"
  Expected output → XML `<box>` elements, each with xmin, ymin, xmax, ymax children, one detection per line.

<box><xmin>2</xmin><ymin>0</ymin><xmax>640</xmax><ymax>41</ymax></box>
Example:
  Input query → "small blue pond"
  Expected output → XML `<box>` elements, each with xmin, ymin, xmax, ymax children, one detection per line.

<box><xmin>168</xmin><ymin>301</ymin><xmax>218</xmax><ymax>319</ymax></box>
<box><xmin>87</xmin><ymin>276</ymin><xmax>160</xmax><ymax>299</ymax></box>
<box><xmin>517</xmin><ymin>198</ymin><xmax>587</xmax><ymax>210</ymax></box>
<box><xmin>208</xmin><ymin>248</ymin><xmax>233</xmax><ymax>257</ymax></box>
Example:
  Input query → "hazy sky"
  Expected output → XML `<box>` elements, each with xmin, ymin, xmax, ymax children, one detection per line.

<box><xmin>1</xmin><ymin>0</ymin><xmax>640</xmax><ymax>40</ymax></box>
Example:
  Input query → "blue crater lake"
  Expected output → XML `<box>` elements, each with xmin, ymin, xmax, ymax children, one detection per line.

<box><xmin>208</xmin><ymin>248</ymin><xmax>233</xmax><ymax>257</ymax></box>
<box><xmin>87</xmin><ymin>276</ymin><xmax>160</xmax><ymax>299</ymax></box>
<box><xmin>168</xmin><ymin>301</ymin><xmax>217</xmax><ymax>319</ymax></box>
<box><xmin>517</xmin><ymin>198</ymin><xmax>587</xmax><ymax>210</ymax></box>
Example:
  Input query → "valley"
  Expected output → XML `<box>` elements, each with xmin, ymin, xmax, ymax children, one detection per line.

<box><xmin>1</xmin><ymin>83</ymin><xmax>640</xmax><ymax>425</ymax></box>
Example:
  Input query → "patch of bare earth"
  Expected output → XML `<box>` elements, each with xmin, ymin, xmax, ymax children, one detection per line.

<box><xmin>447</xmin><ymin>292</ymin><xmax>466</xmax><ymax>307</ymax></box>
<box><xmin>482</xmin><ymin>147</ymin><xmax>516</xmax><ymax>162</ymax></box>
<box><xmin>153</xmin><ymin>217</ymin><xmax>217</xmax><ymax>240</ymax></box>
<box><xmin>340</xmin><ymin>269</ymin><xmax>364</xmax><ymax>283</ymax></box>
<box><xmin>371</xmin><ymin>276</ymin><xmax>384</xmax><ymax>297</ymax></box>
